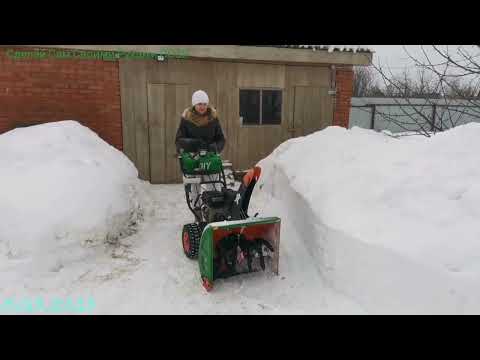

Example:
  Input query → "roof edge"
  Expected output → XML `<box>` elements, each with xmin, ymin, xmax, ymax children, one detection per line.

<box><xmin>13</xmin><ymin>45</ymin><xmax>373</xmax><ymax>65</ymax></box>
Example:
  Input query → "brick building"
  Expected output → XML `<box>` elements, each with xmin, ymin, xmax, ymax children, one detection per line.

<box><xmin>0</xmin><ymin>45</ymin><xmax>372</xmax><ymax>183</ymax></box>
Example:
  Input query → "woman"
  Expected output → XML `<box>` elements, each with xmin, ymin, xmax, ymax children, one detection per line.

<box><xmin>175</xmin><ymin>90</ymin><xmax>225</xmax><ymax>154</ymax></box>
<box><xmin>175</xmin><ymin>90</ymin><xmax>226</xmax><ymax>220</ymax></box>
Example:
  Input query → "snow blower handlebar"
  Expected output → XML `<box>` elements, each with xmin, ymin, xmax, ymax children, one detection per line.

<box><xmin>176</xmin><ymin>138</ymin><xmax>217</xmax><ymax>155</ymax></box>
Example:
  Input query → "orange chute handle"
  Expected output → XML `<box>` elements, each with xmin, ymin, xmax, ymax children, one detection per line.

<box><xmin>242</xmin><ymin>166</ymin><xmax>262</xmax><ymax>187</ymax></box>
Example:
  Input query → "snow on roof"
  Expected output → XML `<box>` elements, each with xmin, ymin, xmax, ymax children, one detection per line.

<box><xmin>255</xmin><ymin>45</ymin><xmax>374</xmax><ymax>53</ymax></box>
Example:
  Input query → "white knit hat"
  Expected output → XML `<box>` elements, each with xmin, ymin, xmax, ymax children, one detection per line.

<box><xmin>192</xmin><ymin>90</ymin><xmax>209</xmax><ymax>106</ymax></box>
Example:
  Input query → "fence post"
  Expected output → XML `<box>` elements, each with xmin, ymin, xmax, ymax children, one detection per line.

<box><xmin>370</xmin><ymin>104</ymin><xmax>376</xmax><ymax>130</ymax></box>
<box><xmin>431</xmin><ymin>104</ymin><xmax>437</xmax><ymax>132</ymax></box>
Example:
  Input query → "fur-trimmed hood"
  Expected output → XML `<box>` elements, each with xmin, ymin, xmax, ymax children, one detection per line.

<box><xmin>182</xmin><ymin>106</ymin><xmax>218</xmax><ymax>127</ymax></box>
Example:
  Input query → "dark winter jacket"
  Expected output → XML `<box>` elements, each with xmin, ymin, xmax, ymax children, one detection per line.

<box><xmin>175</xmin><ymin>106</ymin><xmax>225</xmax><ymax>153</ymax></box>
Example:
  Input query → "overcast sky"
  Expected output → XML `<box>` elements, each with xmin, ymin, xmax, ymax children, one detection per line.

<box><xmin>366</xmin><ymin>45</ymin><xmax>480</xmax><ymax>81</ymax></box>
<box><xmin>367</xmin><ymin>45</ymin><xmax>438</xmax><ymax>71</ymax></box>
<box><xmin>368</xmin><ymin>45</ymin><xmax>479</xmax><ymax>65</ymax></box>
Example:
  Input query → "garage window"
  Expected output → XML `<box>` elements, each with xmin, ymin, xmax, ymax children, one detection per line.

<box><xmin>240</xmin><ymin>89</ymin><xmax>282</xmax><ymax>125</ymax></box>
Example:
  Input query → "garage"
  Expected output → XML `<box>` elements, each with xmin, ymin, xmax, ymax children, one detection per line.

<box><xmin>0</xmin><ymin>45</ymin><xmax>372</xmax><ymax>183</ymax></box>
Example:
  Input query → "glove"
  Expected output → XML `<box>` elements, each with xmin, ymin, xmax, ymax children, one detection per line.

<box><xmin>197</xmin><ymin>140</ymin><xmax>208</xmax><ymax>151</ymax></box>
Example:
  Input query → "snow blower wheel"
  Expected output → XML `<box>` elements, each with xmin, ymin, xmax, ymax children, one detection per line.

<box><xmin>182</xmin><ymin>224</ymin><xmax>201</xmax><ymax>259</ymax></box>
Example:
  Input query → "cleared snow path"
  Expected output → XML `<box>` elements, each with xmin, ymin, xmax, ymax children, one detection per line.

<box><xmin>1</xmin><ymin>184</ymin><xmax>366</xmax><ymax>314</ymax></box>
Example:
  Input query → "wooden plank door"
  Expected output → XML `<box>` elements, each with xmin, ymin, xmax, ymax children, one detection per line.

<box><xmin>147</xmin><ymin>83</ymin><xmax>191</xmax><ymax>183</ymax></box>
<box><xmin>293</xmin><ymin>86</ymin><xmax>334</xmax><ymax>137</ymax></box>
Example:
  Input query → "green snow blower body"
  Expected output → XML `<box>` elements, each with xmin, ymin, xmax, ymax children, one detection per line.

<box><xmin>181</xmin><ymin>152</ymin><xmax>223</xmax><ymax>175</ymax></box>
<box><xmin>177</xmin><ymin>138</ymin><xmax>281</xmax><ymax>292</ymax></box>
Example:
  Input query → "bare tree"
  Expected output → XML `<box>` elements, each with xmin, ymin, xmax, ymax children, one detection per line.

<box><xmin>353</xmin><ymin>66</ymin><xmax>378</xmax><ymax>97</ymax></box>
<box><xmin>365</xmin><ymin>45</ymin><xmax>480</xmax><ymax>137</ymax></box>
<box><xmin>382</xmin><ymin>68</ymin><xmax>441</xmax><ymax>98</ymax></box>
<box><xmin>447</xmin><ymin>77</ymin><xmax>480</xmax><ymax>98</ymax></box>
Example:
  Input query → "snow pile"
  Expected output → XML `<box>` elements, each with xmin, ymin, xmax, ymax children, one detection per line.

<box><xmin>253</xmin><ymin>123</ymin><xmax>480</xmax><ymax>314</ymax></box>
<box><xmin>0</xmin><ymin>121</ymin><xmax>151</xmax><ymax>273</ymax></box>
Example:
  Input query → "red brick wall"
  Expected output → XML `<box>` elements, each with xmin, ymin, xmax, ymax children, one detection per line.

<box><xmin>333</xmin><ymin>66</ymin><xmax>354</xmax><ymax>128</ymax></box>
<box><xmin>0</xmin><ymin>48</ymin><xmax>123</xmax><ymax>150</ymax></box>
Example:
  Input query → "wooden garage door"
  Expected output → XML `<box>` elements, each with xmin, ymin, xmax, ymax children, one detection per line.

<box><xmin>147</xmin><ymin>83</ymin><xmax>191</xmax><ymax>184</ymax></box>
<box><xmin>293</xmin><ymin>86</ymin><xmax>333</xmax><ymax>137</ymax></box>
<box><xmin>147</xmin><ymin>83</ymin><xmax>217</xmax><ymax>183</ymax></box>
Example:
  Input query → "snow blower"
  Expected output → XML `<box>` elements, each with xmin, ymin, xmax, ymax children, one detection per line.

<box><xmin>177</xmin><ymin>138</ymin><xmax>280</xmax><ymax>292</ymax></box>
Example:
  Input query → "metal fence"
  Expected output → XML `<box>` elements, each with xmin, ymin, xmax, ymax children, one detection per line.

<box><xmin>349</xmin><ymin>97</ymin><xmax>480</xmax><ymax>133</ymax></box>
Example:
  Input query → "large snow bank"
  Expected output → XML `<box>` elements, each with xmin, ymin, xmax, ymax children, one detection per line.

<box><xmin>0</xmin><ymin>121</ymin><xmax>149</xmax><ymax>273</ymax></box>
<box><xmin>253</xmin><ymin>123</ymin><xmax>480</xmax><ymax>314</ymax></box>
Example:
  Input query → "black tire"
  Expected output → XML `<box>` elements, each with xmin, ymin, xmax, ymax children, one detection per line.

<box><xmin>182</xmin><ymin>223</ymin><xmax>201</xmax><ymax>259</ymax></box>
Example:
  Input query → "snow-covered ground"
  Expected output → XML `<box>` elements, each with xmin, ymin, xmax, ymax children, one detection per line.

<box><xmin>0</xmin><ymin>121</ymin><xmax>364</xmax><ymax>314</ymax></box>
<box><xmin>2</xmin><ymin>120</ymin><xmax>480</xmax><ymax>314</ymax></box>
<box><xmin>0</xmin><ymin>183</ymin><xmax>364</xmax><ymax>315</ymax></box>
